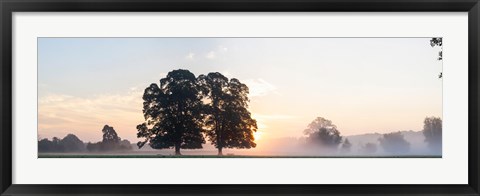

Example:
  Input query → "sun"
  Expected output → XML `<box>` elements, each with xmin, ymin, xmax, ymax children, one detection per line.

<box><xmin>253</xmin><ymin>131</ymin><xmax>263</xmax><ymax>141</ymax></box>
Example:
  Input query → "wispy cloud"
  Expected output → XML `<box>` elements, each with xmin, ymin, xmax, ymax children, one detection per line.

<box><xmin>219</xmin><ymin>46</ymin><xmax>228</xmax><ymax>52</ymax></box>
<box><xmin>185</xmin><ymin>52</ymin><xmax>195</xmax><ymax>60</ymax></box>
<box><xmin>243</xmin><ymin>78</ymin><xmax>278</xmax><ymax>97</ymax></box>
<box><xmin>206</xmin><ymin>51</ymin><xmax>216</xmax><ymax>59</ymax></box>
<box><xmin>205</xmin><ymin>46</ymin><xmax>228</xmax><ymax>60</ymax></box>
<box><xmin>38</xmin><ymin>87</ymin><xmax>145</xmax><ymax>142</ymax></box>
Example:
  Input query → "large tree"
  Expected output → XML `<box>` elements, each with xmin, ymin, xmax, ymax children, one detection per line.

<box><xmin>198</xmin><ymin>72</ymin><xmax>257</xmax><ymax>155</ymax></box>
<box><xmin>422</xmin><ymin>116</ymin><xmax>442</xmax><ymax>153</ymax></box>
<box><xmin>304</xmin><ymin>117</ymin><xmax>342</xmax><ymax>150</ymax></box>
<box><xmin>137</xmin><ymin>69</ymin><xmax>205</xmax><ymax>155</ymax></box>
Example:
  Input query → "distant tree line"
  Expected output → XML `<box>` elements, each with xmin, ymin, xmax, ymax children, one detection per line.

<box><xmin>302</xmin><ymin>116</ymin><xmax>442</xmax><ymax>155</ymax></box>
<box><xmin>137</xmin><ymin>69</ymin><xmax>257</xmax><ymax>155</ymax></box>
<box><xmin>38</xmin><ymin>134</ymin><xmax>85</xmax><ymax>152</ymax></box>
<box><xmin>38</xmin><ymin>124</ymin><xmax>132</xmax><ymax>153</ymax></box>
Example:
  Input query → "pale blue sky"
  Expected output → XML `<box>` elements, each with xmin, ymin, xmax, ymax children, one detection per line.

<box><xmin>38</xmin><ymin>38</ymin><xmax>442</xmax><ymax>143</ymax></box>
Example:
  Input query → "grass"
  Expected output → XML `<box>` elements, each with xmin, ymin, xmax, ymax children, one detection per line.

<box><xmin>38</xmin><ymin>154</ymin><xmax>442</xmax><ymax>158</ymax></box>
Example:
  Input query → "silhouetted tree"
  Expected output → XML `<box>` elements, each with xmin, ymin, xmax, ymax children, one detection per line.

<box><xmin>198</xmin><ymin>72</ymin><xmax>257</xmax><ymax>155</ymax></box>
<box><xmin>378</xmin><ymin>132</ymin><xmax>410</xmax><ymax>154</ymax></box>
<box><xmin>341</xmin><ymin>138</ymin><xmax>352</xmax><ymax>153</ymax></box>
<box><xmin>423</xmin><ymin>116</ymin><xmax>442</xmax><ymax>153</ymax></box>
<box><xmin>101</xmin><ymin>125</ymin><xmax>121</xmax><ymax>151</ymax></box>
<box><xmin>137</xmin><ymin>69</ymin><xmax>205</xmax><ymax>155</ymax></box>
<box><xmin>38</xmin><ymin>138</ymin><xmax>56</xmax><ymax>152</ymax></box>
<box><xmin>102</xmin><ymin>125</ymin><xmax>120</xmax><ymax>143</ymax></box>
<box><xmin>60</xmin><ymin>134</ymin><xmax>86</xmax><ymax>152</ymax></box>
<box><xmin>304</xmin><ymin>117</ymin><xmax>342</xmax><ymax>150</ymax></box>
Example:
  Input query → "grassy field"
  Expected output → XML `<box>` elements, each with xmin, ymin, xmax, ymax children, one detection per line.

<box><xmin>38</xmin><ymin>154</ymin><xmax>441</xmax><ymax>158</ymax></box>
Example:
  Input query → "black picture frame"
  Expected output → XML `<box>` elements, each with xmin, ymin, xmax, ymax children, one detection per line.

<box><xmin>1</xmin><ymin>0</ymin><xmax>479</xmax><ymax>195</ymax></box>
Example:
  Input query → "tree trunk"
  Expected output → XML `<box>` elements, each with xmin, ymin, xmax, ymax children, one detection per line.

<box><xmin>175</xmin><ymin>144</ymin><xmax>181</xmax><ymax>155</ymax></box>
<box><xmin>218</xmin><ymin>147</ymin><xmax>223</xmax><ymax>156</ymax></box>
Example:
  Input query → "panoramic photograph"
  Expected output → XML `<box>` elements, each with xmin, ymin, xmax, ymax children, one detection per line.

<box><xmin>37</xmin><ymin>37</ymin><xmax>443</xmax><ymax>158</ymax></box>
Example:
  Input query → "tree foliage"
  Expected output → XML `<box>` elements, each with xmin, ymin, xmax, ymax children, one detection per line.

<box><xmin>378</xmin><ymin>132</ymin><xmax>410</xmax><ymax>154</ymax></box>
<box><xmin>304</xmin><ymin>117</ymin><xmax>342</xmax><ymax>149</ymax></box>
<box><xmin>137</xmin><ymin>69</ymin><xmax>205</xmax><ymax>155</ymax></box>
<box><xmin>198</xmin><ymin>72</ymin><xmax>257</xmax><ymax>155</ymax></box>
<box><xmin>422</xmin><ymin>116</ymin><xmax>442</xmax><ymax>153</ymax></box>
<box><xmin>102</xmin><ymin>125</ymin><xmax>120</xmax><ymax>143</ymax></box>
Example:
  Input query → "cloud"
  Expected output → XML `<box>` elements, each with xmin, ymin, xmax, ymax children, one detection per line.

<box><xmin>243</xmin><ymin>78</ymin><xmax>278</xmax><ymax>97</ymax></box>
<box><xmin>206</xmin><ymin>51</ymin><xmax>216</xmax><ymax>59</ymax></box>
<box><xmin>38</xmin><ymin>87</ymin><xmax>145</xmax><ymax>142</ymax></box>
<box><xmin>206</xmin><ymin>46</ymin><xmax>228</xmax><ymax>60</ymax></box>
<box><xmin>39</xmin><ymin>94</ymin><xmax>74</xmax><ymax>104</ymax></box>
<box><xmin>185</xmin><ymin>52</ymin><xmax>195</xmax><ymax>60</ymax></box>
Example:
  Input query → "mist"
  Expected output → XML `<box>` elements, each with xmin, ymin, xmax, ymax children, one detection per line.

<box><xmin>40</xmin><ymin>130</ymin><xmax>439</xmax><ymax>157</ymax></box>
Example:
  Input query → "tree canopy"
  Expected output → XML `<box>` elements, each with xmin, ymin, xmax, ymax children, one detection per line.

<box><xmin>198</xmin><ymin>72</ymin><xmax>257</xmax><ymax>155</ymax></box>
<box><xmin>102</xmin><ymin>125</ymin><xmax>120</xmax><ymax>143</ymax></box>
<box><xmin>137</xmin><ymin>69</ymin><xmax>206</xmax><ymax>155</ymax></box>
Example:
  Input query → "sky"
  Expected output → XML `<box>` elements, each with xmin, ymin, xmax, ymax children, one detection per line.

<box><xmin>38</xmin><ymin>38</ymin><xmax>442</xmax><ymax>145</ymax></box>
